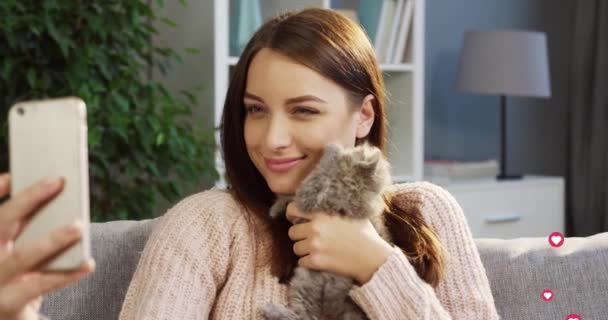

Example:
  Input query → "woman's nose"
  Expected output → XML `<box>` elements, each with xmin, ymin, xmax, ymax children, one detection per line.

<box><xmin>265</xmin><ymin>116</ymin><xmax>292</xmax><ymax>149</ymax></box>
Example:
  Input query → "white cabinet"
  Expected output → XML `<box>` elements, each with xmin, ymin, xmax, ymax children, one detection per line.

<box><xmin>434</xmin><ymin>176</ymin><xmax>565</xmax><ymax>239</ymax></box>
<box><xmin>214</xmin><ymin>0</ymin><xmax>426</xmax><ymax>187</ymax></box>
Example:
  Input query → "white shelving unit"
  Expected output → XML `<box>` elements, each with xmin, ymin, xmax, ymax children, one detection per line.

<box><xmin>214</xmin><ymin>0</ymin><xmax>425</xmax><ymax>186</ymax></box>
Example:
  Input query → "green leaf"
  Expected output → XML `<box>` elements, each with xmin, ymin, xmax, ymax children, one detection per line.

<box><xmin>89</xmin><ymin>127</ymin><xmax>102</xmax><ymax>148</ymax></box>
<box><xmin>26</xmin><ymin>69</ymin><xmax>36</xmax><ymax>88</ymax></box>
<box><xmin>125</xmin><ymin>162</ymin><xmax>137</xmax><ymax>180</ymax></box>
<box><xmin>130</xmin><ymin>9</ymin><xmax>140</xmax><ymax>25</ymax></box>
<box><xmin>155</xmin><ymin>132</ymin><xmax>165</xmax><ymax>146</ymax></box>
<box><xmin>146</xmin><ymin>116</ymin><xmax>161</xmax><ymax>131</ymax></box>
<box><xmin>1</xmin><ymin>60</ymin><xmax>14</xmax><ymax>81</ymax></box>
<box><xmin>57</xmin><ymin>40</ymin><xmax>71</xmax><ymax>58</ymax></box>
<box><xmin>108</xmin><ymin>113</ymin><xmax>129</xmax><ymax>142</ymax></box>
<box><xmin>89</xmin><ymin>162</ymin><xmax>105</xmax><ymax>177</ymax></box>
<box><xmin>118</xmin><ymin>209</ymin><xmax>129</xmax><ymax>220</ymax></box>
<box><xmin>160</xmin><ymin>17</ymin><xmax>176</xmax><ymax>28</ymax></box>
<box><xmin>148</xmin><ymin>162</ymin><xmax>160</xmax><ymax>177</ymax></box>
<box><xmin>98</xmin><ymin>61</ymin><xmax>111</xmax><ymax>80</ymax></box>
<box><xmin>43</xmin><ymin>15</ymin><xmax>71</xmax><ymax>58</ymax></box>
<box><xmin>30</xmin><ymin>25</ymin><xmax>41</xmax><ymax>36</ymax></box>
<box><xmin>173</xmin><ymin>53</ymin><xmax>183</xmax><ymax>64</ymax></box>
<box><xmin>76</xmin><ymin>85</ymin><xmax>92</xmax><ymax>101</ymax></box>
<box><xmin>112</xmin><ymin>92</ymin><xmax>130</xmax><ymax>112</ymax></box>
<box><xmin>180</xmin><ymin>90</ymin><xmax>197</xmax><ymax>105</ymax></box>
<box><xmin>183</xmin><ymin>47</ymin><xmax>200</xmax><ymax>54</ymax></box>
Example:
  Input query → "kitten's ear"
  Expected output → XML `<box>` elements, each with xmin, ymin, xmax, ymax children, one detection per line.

<box><xmin>356</xmin><ymin>146</ymin><xmax>381</xmax><ymax>170</ymax></box>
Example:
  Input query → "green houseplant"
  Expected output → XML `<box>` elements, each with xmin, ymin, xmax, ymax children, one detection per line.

<box><xmin>0</xmin><ymin>1</ymin><xmax>219</xmax><ymax>221</ymax></box>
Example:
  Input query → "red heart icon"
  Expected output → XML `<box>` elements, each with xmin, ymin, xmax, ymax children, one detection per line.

<box><xmin>549</xmin><ymin>231</ymin><xmax>565</xmax><ymax>247</ymax></box>
<box><xmin>565</xmin><ymin>314</ymin><xmax>581</xmax><ymax>320</ymax></box>
<box><xmin>541</xmin><ymin>289</ymin><xmax>553</xmax><ymax>301</ymax></box>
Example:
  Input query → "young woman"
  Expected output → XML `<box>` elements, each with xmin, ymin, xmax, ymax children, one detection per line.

<box><xmin>119</xmin><ymin>8</ymin><xmax>500</xmax><ymax>319</ymax></box>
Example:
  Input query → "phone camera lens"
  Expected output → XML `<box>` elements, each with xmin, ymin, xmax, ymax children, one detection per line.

<box><xmin>17</xmin><ymin>107</ymin><xmax>25</xmax><ymax>115</ymax></box>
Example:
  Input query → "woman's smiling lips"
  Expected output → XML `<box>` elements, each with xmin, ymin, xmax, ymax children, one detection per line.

<box><xmin>264</xmin><ymin>156</ymin><xmax>306</xmax><ymax>172</ymax></box>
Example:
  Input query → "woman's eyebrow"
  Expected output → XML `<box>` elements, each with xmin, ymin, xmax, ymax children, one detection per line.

<box><xmin>244</xmin><ymin>92</ymin><xmax>327</xmax><ymax>104</ymax></box>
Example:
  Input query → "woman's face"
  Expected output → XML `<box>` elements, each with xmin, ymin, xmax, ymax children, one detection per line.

<box><xmin>243</xmin><ymin>48</ymin><xmax>375</xmax><ymax>195</ymax></box>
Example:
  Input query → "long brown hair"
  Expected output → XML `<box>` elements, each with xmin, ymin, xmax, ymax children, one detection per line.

<box><xmin>220</xmin><ymin>8</ymin><xmax>446</xmax><ymax>287</ymax></box>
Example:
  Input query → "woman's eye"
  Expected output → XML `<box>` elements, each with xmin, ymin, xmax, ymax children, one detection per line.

<box><xmin>293</xmin><ymin>107</ymin><xmax>318</xmax><ymax>115</ymax></box>
<box><xmin>245</xmin><ymin>105</ymin><xmax>263</xmax><ymax>114</ymax></box>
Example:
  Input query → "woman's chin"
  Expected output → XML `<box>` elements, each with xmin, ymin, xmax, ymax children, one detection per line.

<box><xmin>267</xmin><ymin>179</ymin><xmax>297</xmax><ymax>196</ymax></box>
<box><xmin>271</xmin><ymin>187</ymin><xmax>297</xmax><ymax>196</ymax></box>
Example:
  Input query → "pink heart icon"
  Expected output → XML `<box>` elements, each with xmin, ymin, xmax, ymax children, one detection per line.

<box><xmin>541</xmin><ymin>289</ymin><xmax>553</xmax><ymax>301</ymax></box>
<box><xmin>549</xmin><ymin>231</ymin><xmax>565</xmax><ymax>247</ymax></box>
<box><xmin>565</xmin><ymin>314</ymin><xmax>581</xmax><ymax>320</ymax></box>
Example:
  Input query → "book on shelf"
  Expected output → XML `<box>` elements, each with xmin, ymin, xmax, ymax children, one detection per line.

<box><xmin>229</xmin><ymin>0</ymin><xmax>262</xmax><ymax>57</ymax></box>
<box><xmin>384</xmin><ymin>0</ymin><xmax>406</xmax><ymax>63</ymax></box>
<box><xmin>424</xmin><ymin>158</ymin><xmax>500</xmax><ymax>182</ymax></box>
<box><xmin>357</xmin><ymin>0</ymin><xmax>385</xmax><ymax>42</ymax></box>
<box><xmin>372</xmin><ymin>0</ymin><xmax>414</xmax><ymax>64</ymax></box>
<box><xmin>391</xmin><ymin>0</ymin><xmax>414</xmax><ymax>64</ymax></box>
<box><xmin>373</xmin><ymin>0</ymin><xmax>397</xmax><ymax>63</ymax></box>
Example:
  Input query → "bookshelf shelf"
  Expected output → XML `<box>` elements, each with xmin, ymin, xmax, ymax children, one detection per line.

<box><xmin>380</xmin><ymin>63</ymin><xmax>415</xmax><ymax>72</ymax></box>
<box><xmin>227</xmin><ymin>56</ymin><xmax>239</xmax><ymax>66</ymax></box>
<box><xmin>214</xmin><ymin>0</ymin><xmax>425</xmax><ymax>187</ymax></box>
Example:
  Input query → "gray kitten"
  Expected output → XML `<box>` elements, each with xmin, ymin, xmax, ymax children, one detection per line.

<box><xmin>260</xmin><ymin>142</ymin><xmax>393</xmax><ymax>320</ymax></box>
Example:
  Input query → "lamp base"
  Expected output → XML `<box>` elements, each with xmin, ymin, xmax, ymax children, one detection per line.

<box><xmin>496</xmin><ymin>173</ymin><xmax>523</xmax><ymax>180</ymax></box>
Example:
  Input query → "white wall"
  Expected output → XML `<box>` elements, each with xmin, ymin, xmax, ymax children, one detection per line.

<box><xmin>150</xmin><ymin>0</ymin><xmax>216</xmax><ymax>210</ymax></box>
<box><xmin>153</xmin><ymin>0</ymin><xmax>215</xmax><ymax>131</ymax></box>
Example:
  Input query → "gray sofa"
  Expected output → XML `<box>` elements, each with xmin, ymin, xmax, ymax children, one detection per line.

<box><xmin>41</xmin><ymin>218</ymin><xmax>608</xmax><ymax>320</ymax></box>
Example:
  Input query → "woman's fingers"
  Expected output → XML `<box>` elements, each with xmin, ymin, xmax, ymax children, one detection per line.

<box><xmin>292</xmin><ymin>238</ymin><xmax>312</xmax><ymax>256</ymax></box>
<box><xmin>0</xmin><ymin>174</ymin><xmax>10</xmax><ymax>198</ymax></box>
<box><xmin>285</xmin><ymin>202</ymin><xmax>300</xmax><ymax>224</ymax></box>
<box><xmin>285</xmin><ymin>202</ymin><xmax>315</xmax><ymax>225</ymax></box>
<box><xmin>0</xmin><ymin>176</ymin><xmax>64</xmax><ymax>243</ymax></box>
<box><xmin>0</xmin><ymin>259</ymin><xmax>94</xmax><ymax>316</ymax></box>
<box><xmin>1</xmin><ymin>176</ymin><xmax>64</xmax><ymax>223</ymax></box>
<box><xmin>288</xmin><ymin>223</ymin><xmax>309</xmax><ymax>241</ymax></box>
<box><xmin>0</xmin><ymin>222</ymin><xmax>82</xmax><ymax>286</ymax></box>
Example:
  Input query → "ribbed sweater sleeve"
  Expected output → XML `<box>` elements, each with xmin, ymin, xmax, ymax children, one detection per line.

<box><xmin>349</xmin><ymin>182</ymin><xmax>500</xmax><ymax>319</ymax></box>
<box><xmin>118</xmin><ymin>190</ymin><xmax>239</xmax><ymax>320</ymax></box>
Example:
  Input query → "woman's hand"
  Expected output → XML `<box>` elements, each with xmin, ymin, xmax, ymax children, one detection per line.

<box><xmin>0</xmin><ymin>173</ymin><xmax>95</xmax><ymax>320</ymax></box>
<box><xmin>286</xmin><ymin>202</ymin><xmax>394</xmax><ymax>285</ymax></box>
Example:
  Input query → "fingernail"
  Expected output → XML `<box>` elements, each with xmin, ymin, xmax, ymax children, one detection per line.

<box><xmin>78</xmin><ymin>260</ymin><xmax>96</xmax><ymax>276</ymax></box>
<box><xmin>41</xmin><ymin>177</ymin><xmax>61</xmax><ymax>189</ymax></box>
<box><xmin>67</xmin><ymin>221</ymin><xmax>83</xmax><ymax>235</ymax></box>
<box><xmin>88</xmin><ymin>259</ymin><xmax>96</xmax><ymax>270</ymax></box>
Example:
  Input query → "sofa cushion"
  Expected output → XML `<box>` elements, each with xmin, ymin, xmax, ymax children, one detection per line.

<box><xmin>475</xmin><ymin>232</ymin><xmax>608</xmax><ymax>320</ymax></box>
<box><xmin>41</xmin><ymin>218</ymin><xmax>160</xmax><ymax>320</ymax></box>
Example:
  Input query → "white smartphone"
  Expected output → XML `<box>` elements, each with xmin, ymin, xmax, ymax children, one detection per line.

<box><xmin>9</xmin><ymin>96</ymin><xmax>91</xmax><ymax>271</ymax></box>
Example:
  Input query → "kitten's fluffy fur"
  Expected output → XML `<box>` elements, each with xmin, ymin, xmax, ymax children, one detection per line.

<box><xmin>260</xmin><ymin>143</ymin><xmax>393</xmax><ymax>320</ymax></box>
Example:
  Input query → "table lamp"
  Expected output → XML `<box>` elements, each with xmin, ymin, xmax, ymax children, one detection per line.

<box><xmin>456</xmin><ymin>30</ymin><xmax>551</xmax><ymax>180</ymax></box>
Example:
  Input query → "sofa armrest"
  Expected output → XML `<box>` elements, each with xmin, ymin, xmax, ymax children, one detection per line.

<box><xmin>475</xmin><ymin>232</ymin><xmax>608</xmax><ymax>319</ymax></box>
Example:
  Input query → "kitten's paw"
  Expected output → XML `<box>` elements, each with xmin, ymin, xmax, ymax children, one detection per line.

<box><xmin>269</xmin><ymin>196</ymin><xmax>293</xmax><ymax>219</ymax></box>
<box><xmin>259</xmin><ymin>302</ymin><xmax>298</xmax><ymax>320</ymax></box>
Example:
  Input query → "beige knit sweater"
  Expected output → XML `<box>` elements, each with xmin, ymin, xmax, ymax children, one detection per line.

<box><xmin>118</xmin><ymin>182</ymin><xmax>500</xmax><ymax>319</ymax></box>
